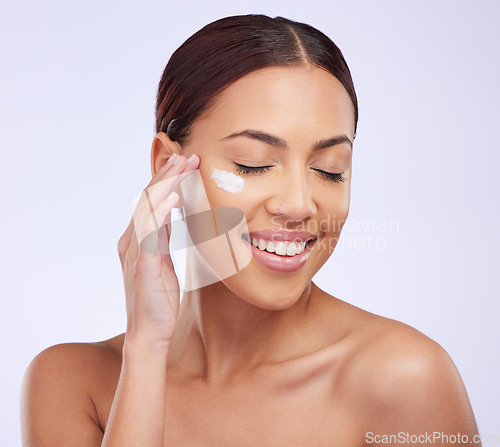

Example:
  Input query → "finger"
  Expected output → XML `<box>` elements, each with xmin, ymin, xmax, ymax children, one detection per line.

<box><xmin>118</xmin><ymin>216</ymin><xmax>135</xmax><ymax>266</ymax></box>
<box><xmin>125</xmin><ymin>223</ymin><xmax>139</xmax><ymax>265</ymax></box>
<box><xmin>130</xmin><ymin>191</ymin><xmax>179</xmax><ymax>259</ymax></box>
<box><xmin>132</xmin><ymin>162</ymin><xmax>198</xmax><ymax>249</ymax></box>
<box><xmin>146</xmin><ymin>159</ymin><xmax>197</xmax><ymax>212</ymax></box>
<box><xmin>161</xmin><ymin>258</ymin><xmax>180</xmax><ymax>314</ymax></box>
<box><xmin>159</xmin><ymin>223</ymin><xmax>180</xmax><ymax>310</ymax></box>
<box><xmin>148</xmin><ymin>153</ymin><xmax>199</xmax><ymax>188</ymax></box>
<box><xmin>125</xmin><ymin>169</ymin><xmax>179</xmax><ymax>263</ymax></box>
<box><xmin>127</xmin><ymin>154</ymin><xmax>199</xmax><ymax>260</ymax></box>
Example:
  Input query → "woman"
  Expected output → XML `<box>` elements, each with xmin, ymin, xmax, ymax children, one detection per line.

<box><xmin>21</xmin><ymin>14</ymin><xmax>481</xmax><ymax>446</ymax></box>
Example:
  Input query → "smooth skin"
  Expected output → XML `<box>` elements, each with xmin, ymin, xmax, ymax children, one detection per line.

<box><xmin>21</xmin><ymin>66</ymin><xmax>481</xmax><ymax>446</ymax></box>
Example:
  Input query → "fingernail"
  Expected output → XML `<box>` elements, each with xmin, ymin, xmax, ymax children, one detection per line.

<box><xmin>167</xmin><ymin>191</ymin><xmax>179</xmax><ymax>201</ymax></box>
<box><xmin>168</xmin><ymin>153</ymin><xmax>179</xmax><ymax>165</ymax></box>
<box><xmin>187</xmin><ymin>154</ymin><xmax>196</xmax><ymax>161</ymax></box>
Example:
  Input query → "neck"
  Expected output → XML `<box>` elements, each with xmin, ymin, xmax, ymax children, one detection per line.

<box><xmin>166</xmin><ymin>274</ymin><xmax>318</xmax><ymax>385</ymax></box>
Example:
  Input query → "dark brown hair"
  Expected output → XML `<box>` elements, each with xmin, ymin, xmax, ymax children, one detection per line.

<box><xmin>155</xmin><ymin>14</ymin><xmax>358</xmax><ymax>145</ymax></box>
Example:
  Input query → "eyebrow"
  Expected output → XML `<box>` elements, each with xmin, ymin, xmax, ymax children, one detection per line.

<box><xmin>220</xmin><ymin>129</ymin><xmax>353</xmax><ymax>151</ymax></box>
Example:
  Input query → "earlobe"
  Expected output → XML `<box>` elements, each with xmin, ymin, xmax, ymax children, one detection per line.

<box><xmin>150</xmin><ymin>132</ymin><xmax>182</xmax><ymax>177</ymax></box>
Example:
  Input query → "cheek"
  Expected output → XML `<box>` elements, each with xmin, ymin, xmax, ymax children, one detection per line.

<box><xmin>209</xmin><ymin>168</ymin><xmax>245</xmax><ymax>193</ymax></box>
<box><xmin>197</xmin><ymin>165</ymin><xmax>248</xmax><ymax>210</ymax></box>
<box><xmin>318</xmin><ymin>185</ymin><xmax>350</xmax><ymax>237</ymax></box>
<box><xmin>336</xmin><ymin>188</ymin><xmax>350</xmax><ymax>223</ymax></box>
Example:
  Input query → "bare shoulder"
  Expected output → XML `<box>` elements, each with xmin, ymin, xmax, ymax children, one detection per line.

<box><xmin>310</xmin><ymin>285</ymin><xmax>480</xmax><ymax>440</ymax></box>
<box><xmin>350</xmin><ymin>314</ymin><xmax>458</xmax><ymax>393</ymax></box>
<box><xmin>313</xmin><ymin>285</ymin><xmax>463</xmax><ymax>387</ymax></box>
<box><xmin>28</xmin><ymin>333</ymin><xmax>124</xmax><ymax>366</ymax></box>
<box><xmin>331</xmin><ymin>301</ymin><xmax>480</xmax><ymax>440</ymax></box>
<box><xmin>23</xmin><ymin>333</ymin><xmax>125</xmax><ymax>390</ymax></box>
<box><xmin>21</xmin><ymin>334</ymin><xmax>125</xmax><ymax>446</ymax></box>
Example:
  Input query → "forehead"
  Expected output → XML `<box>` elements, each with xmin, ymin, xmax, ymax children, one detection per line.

<box><xmin>193</xmin><ymin>65</ymin><xmax>355</xmax><ymax>140</ymax></box>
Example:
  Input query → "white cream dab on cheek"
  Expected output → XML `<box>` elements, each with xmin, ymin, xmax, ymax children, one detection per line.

<box><xmin>210</xmin><ymin>168</ymin><xmax>245</xmax><ymax>193</ymax></box>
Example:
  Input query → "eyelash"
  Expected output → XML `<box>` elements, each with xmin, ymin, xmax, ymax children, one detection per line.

<box><xmin>233</xmin><ymin>163</ymin><xmax>346</xmax><ymax>183</ymax></box>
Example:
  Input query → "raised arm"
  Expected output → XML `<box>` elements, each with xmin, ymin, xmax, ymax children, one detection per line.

<box><xmin>21</xmin><ymin>152</ymin><xmax>199</xmax><ymax>447</ymax></box>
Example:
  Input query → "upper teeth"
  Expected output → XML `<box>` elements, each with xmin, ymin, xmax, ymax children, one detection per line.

<box><xmin>251</xmin><ymin>237</ymin><xmax>307</xmax><ymax>256</ymax></box>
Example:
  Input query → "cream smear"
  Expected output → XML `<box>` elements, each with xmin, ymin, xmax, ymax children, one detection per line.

<box><xmin>210</xmin><ymin>168</ymin><xmax>245</xmax><ymax>193</ymax></box>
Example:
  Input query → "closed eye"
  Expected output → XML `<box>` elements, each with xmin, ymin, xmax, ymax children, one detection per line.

<box><xmin>233</xmin><ymin>163</ymin><xmax>273</xmax><ymax>174</ymax></box>
<box><xmin>233</xmin><ymin>163</ymin><xmax>345</xmax><ymax>183</ymax></box>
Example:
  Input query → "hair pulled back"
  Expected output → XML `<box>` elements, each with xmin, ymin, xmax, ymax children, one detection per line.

<box><xmin>155</xmin><ymin>14</ymin><xmax>358</xmax><ymax>144</ymax></box>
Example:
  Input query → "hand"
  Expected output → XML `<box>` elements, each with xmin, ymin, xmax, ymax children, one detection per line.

<box><xmin>117</xmin><ymin>154</ymin><xmax>200</xmax><ymax>348</ymax></box>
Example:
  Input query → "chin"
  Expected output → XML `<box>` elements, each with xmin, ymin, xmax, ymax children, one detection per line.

<box><xmin>254</xmin><ymin>295</ymin><xmax>300</xmax><ymax>311</ymax></box>
<box><xmin>223</xmin><ymin>274</ymin><xmax>306</xmax><ymax>311</ymax></box>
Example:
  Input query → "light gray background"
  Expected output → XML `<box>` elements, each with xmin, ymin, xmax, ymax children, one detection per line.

<box><xmin>1</xmin><ymin>0</ymin><xmax>498</xmax><ymax>445</ymax></box>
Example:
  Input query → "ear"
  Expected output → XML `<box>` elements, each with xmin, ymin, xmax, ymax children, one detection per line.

<box><xmin>150</xmin><ymin>132</ymin><xmax>183</xmax><ymax>177</ymax></box>
<box><xmin>150</xmin><ymin>132</ymin><xmax>187</xmax><ymax>209</ymax></box>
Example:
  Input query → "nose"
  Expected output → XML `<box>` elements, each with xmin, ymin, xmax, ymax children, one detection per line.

<box><xmin>268</xmin><ymin>165</ymin><xmax>317</xmax><ymax>221</ymax></box>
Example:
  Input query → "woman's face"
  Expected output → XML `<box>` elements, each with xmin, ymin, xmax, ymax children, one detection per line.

<box><xmin>180</xmin><ymin>65</ymin><xmax>354</xmax><ymax>309</ymax></box>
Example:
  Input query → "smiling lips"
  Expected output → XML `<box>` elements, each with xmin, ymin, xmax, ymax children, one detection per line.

<box><xmin>245</xmin><ymin>229</ymin><xmax>317</xmax><ymax>243</ymax></box>
<box><xmin>242</xmin><ymin>229</ymin><xmax>317</xmax><ymax>255</ymax></box>
<box><xmin>240</xmin><ymin>229</ymin><xmax>317</xmax><ymax>272</ymax></box>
